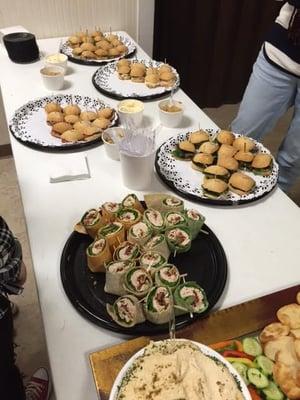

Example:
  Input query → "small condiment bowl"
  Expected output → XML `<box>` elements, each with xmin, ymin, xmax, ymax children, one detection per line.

<box><xmin>45</xmin><ymin>53</ymin><xmax>68</xmax><ymax>70</ymax></box>
<box><xmin>158</xmin><ymin>99</ymin><xmax>184</xmax><ymax>128</ymax></box>
<box><xmin>118</xmin><ymin>99</ymin><xmax>144</xmax><ymax>127</ymax></box>
<box><xmin>40</xmin><ymin>66</ymin><xmax>65</xmax><ymax>90</ymax></box>
<box><xmin>102</xmin><ymin>127</ymin><xmax>125</xmax><ymax>161</ymax></box>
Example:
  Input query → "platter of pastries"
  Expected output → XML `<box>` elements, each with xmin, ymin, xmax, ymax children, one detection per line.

<box><xmin>109</xmin><ymin>339</ymin><xmax>251</xmax><ymax>400</ymax></box>
<box><xmin>60</xmin><ymin>193</ymin><xmax>227</xmax><ymax>335</ymax></box>
<box><xmin>92</xmin><ymin>59</ymin><xmax>180</xmax><ymax>100</ymax></box>
<box><xmin>60</xmin><ymin>30</ymin><xmax>136</xmax><ymax>66</ymax></box>
<box><xmin>9</xmin><ymin>94</ymin><xmax>118</xmax><ymax>151</ymax></box>
<box><xmin>259</xmin><ymin>291</ymin><xmax>300</xmax><ymax>399</ymax></box>
<box><xmin>155</xmin><ymin>129</ymin><xmax>279</xmax><ymax>205</ymax></box>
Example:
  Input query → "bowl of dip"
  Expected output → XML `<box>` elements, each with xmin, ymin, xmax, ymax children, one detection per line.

<box><xmin>102</xmin><ymin>127</ymin><xmax>125</xmax><ymax>160</ymax></box>
<box><xmin>158</xmin><ymin>99</ymin><xmax>184</xmax><ymax>128</ymax></box>
<box><xmin>40</xmin><ymin>66</ymin><xmax>65</xmax><ymax>90</ymax></box>
<box><xmin>109</xmin><ymin>339</ymin><xmax>251</xmax><ymax>400</ymax></box>
<box><xmin>45</xmin><ymin>53</ymin><xmax>68</xmax><ymax>70</ymax></box>
<box><xmin>118</xmin><ymin>99</ymin><xmax>144</xmax><ymax>127</ymax></box>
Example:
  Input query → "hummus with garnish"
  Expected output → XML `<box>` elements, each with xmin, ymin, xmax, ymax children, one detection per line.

<box><xmin>116</xmin><ymin>340</ymin><xmax>245</xmax><ymax>400</ymax></box>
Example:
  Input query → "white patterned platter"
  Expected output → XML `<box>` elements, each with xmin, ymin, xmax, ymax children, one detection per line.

<box><xmin>92</xmin><ymin>59</ymin><xmax>180</xmax><ymax>100</ymax></box>
<box><xmin>60</xmin><ymin>32</ymin><xmax>136</xmax><ymax>66</ymax></box>
<box><xmin>9</xmin><ymin>94</ymin><xmax>118</xmax><ymax>151</ymax></box>
<box><xmin>155</xmin><ymin>130</ymin><xmax>279</xmax><ymax>206</ymax></box>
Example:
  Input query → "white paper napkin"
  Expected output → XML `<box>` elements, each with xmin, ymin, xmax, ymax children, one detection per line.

<box><xmin>49</xmin><ymin>154</ymin><xmax>90</xmax><ymax>183</ymax></box>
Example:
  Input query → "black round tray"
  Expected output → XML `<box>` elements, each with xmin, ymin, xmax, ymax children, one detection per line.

<box><xmin>60</xmin><ymin>224</ymin><xmax>227</xmax><ymax>335</ymax></box>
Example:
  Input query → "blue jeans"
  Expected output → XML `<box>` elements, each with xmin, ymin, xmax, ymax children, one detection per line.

<box><xmin>231</xmin><ymin>49</ymin><xmax>300</xmax><ymax>192</ymax></box>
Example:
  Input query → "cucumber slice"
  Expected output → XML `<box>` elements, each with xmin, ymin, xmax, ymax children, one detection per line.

<box><xmin>243</xmin><ymin>337</ymin><xmax>262</xmax><ymax>357</ymax></box>
<box><xmin>255</xmin><ymin>355</ymin><xmax>274</xmax><ymax>376</ymax></box>
<box><xmin>247</xmin><ymin>367</ymin><xmax>269</xmax><ymax>389</ymax></box>
<box><xmin>232</xmin><ymin>362</ymin><xmax>249</xmax><ymax>385</ymax></box>
<box><xmin>262</xmin><ymin>381</ymin><xmax>284</xmax><ymax>400</ymax></box>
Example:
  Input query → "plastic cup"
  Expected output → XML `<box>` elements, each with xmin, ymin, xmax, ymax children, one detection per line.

<box><xmin>119</xmin><ymin>150</ymin><xmax>155</xmax><ymax>190</ymax></box>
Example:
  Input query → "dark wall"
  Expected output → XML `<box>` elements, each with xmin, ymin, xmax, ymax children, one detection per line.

<box><xmin>154</xmin><ymin>0</ymin><xmax>282</xmax><ymax>108</ymax></box>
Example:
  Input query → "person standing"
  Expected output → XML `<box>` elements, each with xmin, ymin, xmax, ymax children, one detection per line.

<box><xmin>231</xmin><ymin>0</ymin><xmax>300</xmax><ymax>192</ymax></box>
<box><xmin>0</xmin><ymin>216</ymin><xmax>50</xmax><ymax>400</ymax></box>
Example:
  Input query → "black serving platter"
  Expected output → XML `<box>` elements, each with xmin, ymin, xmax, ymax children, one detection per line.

<box><xmin>60</xmin><ymin>222</ymin><xmax>227</xmax><ymax>335</ymax></box>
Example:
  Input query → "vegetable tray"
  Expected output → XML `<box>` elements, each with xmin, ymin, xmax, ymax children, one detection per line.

<box><xmin>89</xmin><ymin>284</ymin><xmax>300</xmax><ymax>399</ymax></box>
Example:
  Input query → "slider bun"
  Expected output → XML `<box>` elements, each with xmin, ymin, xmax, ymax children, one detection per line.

<box><xmin>229</xmin><ymin>172</ymin><xmax>255</xmax><ymax>195</ymax></box>
<box><xmin>130</xmin><ymin>68</ymin><xmax>145</xmax><ymax>77</ymax></box>
<box><xmin>111</xmin><ymin>39</ymin><xmax>122</xmax><ymax>47</ymax></box>
<box><xmin>63</xmin><ymin>104</ymin><xmax>81</xmax><ymax>116</ymax></box>
<box><xmin>117</xmin><ymin>59</ymin><xmax>131</xmax><ymax>67</ymax></box>
<box><xmin>64</xmin><ymin>114</ymin><xmax>80</xmax><ymax>124</ymax></box>
<box><xmin>199</xmin><ymin>141</ymin><xmax>219</xmax><ymax>154</ymax></box>
<box><xmin>131</xmin><ymin>62</ymin><xmax>146</xmax><ymax>70</ymax></box>
<box><xmin>217</xmin><ymin>130</ymin><xmax>235</xmax><ymax>145</ymax></box>
<box><xmin>218</xmin><ymin>144</ymin><xmax>237</xmax><ymax>158</ymax></box>
<box><xmin>108</xmin><ymin>48</ymin><xmax>120</xmax><ymax>57</ymax></box>
<box><xmin>202</xmin><ymin>178</ymin><xmax>228</xmax><ymax>194</ymax></box>
<box><xmin>158</xmin><ymin>64</ymin><xmax>172</xmax><ymax>74</ymax></box>
<box><xmin>117</xmin><ymin>65</ymin><xmax>130</xmax><ymax>73</ymax></box>
<box><xmin>72</xmin><ymin>47</ymin><xmax>82</xmax><ymax>56</ymax></box>
<box><xmin>233</xmin><ymin>136</ymin><xmax>255</xmax><ymax>152</ymax></box>
<box><xmin>73</xmin><ymin>121</ymin><xmax>91</xmax><ymax>133</ymax></box>
<box><xmin>92</xmin><ymin>118</ymin><xmax>110</xmax><ymax>130</ymax></box>
<box><xmin>116</xmin><ymin>44</ymin><xmax>127</xmax><ymax>53</ymax></box>
<box><xmin>97</xmin><ymin>108</ymin><xmax>114</xmax><ymax>119</ymax></box>
<box><xmin>251</xmin><ymin>153</ymin><xmax>272</xmax><ymax>168</ymax></box>
<box><xmin>95</xmin><ymin>48</ymin><xmax>108</xmax><ymax>57</ymax></box>
<box><xmin>61</xmin><ymin>129</ymin><xmax>84</xmax><ymax>142</ymax></box>
<box><xmin>189</xmin><ymin>130</ymin><xmax>209</xmax><ymax>144</ymax></box>
<box><xmin>81</xmin><ymin>51</ymin><xmax>97</xmax><ymax>59</ymax></box>
<box><xmin>52</xmin><ymin>122</ymin><xmax>73</xmax><ymax>134</ymax></box>
<box><xmin>217</xmin><ymin>156</ymin><xmax>239</xmax><ymax>171</ymax></box>
<box><xmin>192</xmin><ymin>153</ymin><xmax>214</xmax><ymax>170</ymax></box>
<box><xmin>145</xmin><ymin>74</ymin><xmax>160</xmax><ymax>88</ymax></box>
<box><xmin>80</xmin><ymin>111</ymin><xmax>97</xmax><ymax>121</ymax></box>
<box><xmin>160</xmin><ymin>71</ymin><xmax>175</xmax><ymax>81</ymax></box>
<box><xmin>146</xmin><ymin>67</ymin><xmax>158</xmax><ymax>75</ymax></box>
<box><xmin>203</xmin><ymin>165</ymin><xmax>229</xmax><ymax>177</ymax></box>
<box><xmin>44</xmin><ymin>103</ymin><xmax>62</xmax><ymax>113</ymax></box>
<box><xmin>80</xmin><ymin>43</ymin><xmax>96</xmax><ymax>52</ymax></box>
<box><xmin>47</xmin><ymin>111</ymin><xmax>64</xmax><ymax>125</ymax></box>
<box><xmin>234</xmin><ymin>151</ymin><xmax>254</xmax><ymax>163</ymax></box>
<box><xmin>145</xmin><ymin>74</ymin><xmax>160</xmax><ymax>84</ymax></box>
<box><xmin>179</xmin><ymin>141</ymin><xmax>195</xmax><ymax>153</ymax></box>
<box><xmin>97</xmin><ymin>40</ymin><xmax>113</xmax><ymax>50</ymax></box>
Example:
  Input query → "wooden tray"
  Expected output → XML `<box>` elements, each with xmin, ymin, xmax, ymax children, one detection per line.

<box><xmin>89</xmin><ymin>284</ymin><xmax>300</xmax><ymax>400</ymax></box>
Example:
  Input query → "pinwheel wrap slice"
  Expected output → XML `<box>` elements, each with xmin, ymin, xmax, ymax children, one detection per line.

<box><xmin>106</xmin><ymin>294</ymin><xmax>145</xmax><ymax>327</ymax></box>
<box><xmin>123</xmin><ymin>267</ymin><xmax>153</xmax><ymax>298</ymax></box>
<box><xmin>154</xmin><ymin>264</ymin><xmax>180</xmax><ymax>291</ymax></box>
<box><xmin>86</xmin><ymin>237</ymin><xmax>112</xmax><ymax>273</ymax></box>
<box><xmin>144</xmin><ymin>286</ymin><xmax>174</xmax><ymax>325</ymax></box>
<box><xmin>174</xmin><ymin>281</ymin><xmax>208</xmax><ymax>315</ymax></box>
<box><xmin>143</xmin><ymin>234</ymin><xmax>170</xmax><ymax>260</ymax></box>
<box><xmin>104</xmin><ymin>260</ymin><xmax>136</xmax><ymax>296</ymax></box>
<box><xmin>127</xmin><ymin>221</ymin><xmax>152</xmax><ymax>246</ymax></box>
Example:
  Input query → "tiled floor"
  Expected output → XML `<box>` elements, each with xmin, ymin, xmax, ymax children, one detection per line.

<box><xmin>0</xmin><ymin>103</ymin><xmax>299</xmax><ymax>400</ymax></box>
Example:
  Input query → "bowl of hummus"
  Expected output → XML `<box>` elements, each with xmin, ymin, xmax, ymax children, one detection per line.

<box><xmin>109</xmin><ymin>339</ymin><xmax>251</xmax><ymax>400</ymax></box>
